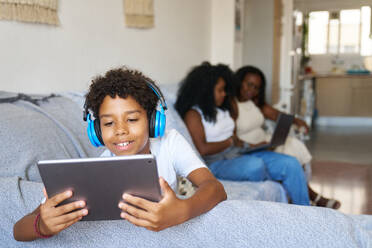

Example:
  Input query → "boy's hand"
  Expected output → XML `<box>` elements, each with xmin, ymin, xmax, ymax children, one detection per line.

<box><xmin>118</xmin><ymin>177</ymin><xmax>188</xmax><ymax>232</ymax></box>
<box><xmin>38</xmin><ymin>190</ymin><xmax>88</xmax><ymax>236</ymax></box>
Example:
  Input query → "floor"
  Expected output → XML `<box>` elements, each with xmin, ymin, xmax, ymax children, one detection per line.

<box><xmin>305</xmin><ymin>125</ymin><xmax>372</xmax><ymax>215</ymax></box>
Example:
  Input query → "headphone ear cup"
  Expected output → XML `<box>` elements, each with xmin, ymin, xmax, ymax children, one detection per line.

<box><xmin>149</xmin><ymin>110</ymin><xmax>156</xmax><ymax>138</ymax></box>
<box><xmin>158</xmin><ymin>111</ymin><xmax>166</xmax><ymax>137</ymax></box>
<box><xmin>86</xmin><ymin>113</ymin><xmax>103</xmax><ymax>147</ymax></box>
<box><xmin>154</xmin><ymin>111</ymin><xmax>160</xmax><ymax>138</ymax></box>
<box><xmin>94</xmin><ymin>119</ymin><xmax>104</xmax><ymax>146</ymax></box>
<box><xmin>87</xmin><ymin>117</ymin><xmax>99</xmax><ymax>147</ymax></box>
<box><xmin>152</xmin><ymin>110</ymin><xmax>166</xmax><ymax>138</ymax></box>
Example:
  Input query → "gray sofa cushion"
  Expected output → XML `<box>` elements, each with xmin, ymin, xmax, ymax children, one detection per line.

<box><xmin>2</xmin><ymin>176</ymin><xmax>371</xmax><ymax>248</ymax></box>
<box><xmin>0</xmin><ymin>93</ymin><xmax>103</xmax><ymax>182</ymax></box>
<box><xmin>160</xmin><ymin>84</ymin><xmax>198</xmax><ymax>153</ymax></box>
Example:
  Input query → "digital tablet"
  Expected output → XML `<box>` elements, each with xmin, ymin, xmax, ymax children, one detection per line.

<box><xmin>37</xmin><ymin>154</ymin><xmax>162</xmax><ymax>221</ymax></box>
<box><xmin>240</xmin><ymin>113</ymin><xmax>294</xmax><ymax>154</ymax></box>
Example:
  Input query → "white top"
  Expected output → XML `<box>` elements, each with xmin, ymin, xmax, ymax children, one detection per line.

<box><xmin>193</xmin><ymin>107</ymin><xmax>235</xmax><ymax>142</ymax></box>
<box><xmin>235</xmin><ymin>100</ymin><xmax>267</xmax><ymax>144</ymax></box>
<box><xmin>235</xmin><ymin>100</ymin><xmax>312</xmax><ymax>165</ymax></box>
<box><xmin>100</xmin><ymin>129</ymin><xmax>206</xmax><ymax>192</ymax></box>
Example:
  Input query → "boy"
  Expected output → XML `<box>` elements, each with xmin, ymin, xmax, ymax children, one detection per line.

<box><xmin>13</xmin><ymin>67</ymin><xmax>226</xmax><ymax>241</ymax></box>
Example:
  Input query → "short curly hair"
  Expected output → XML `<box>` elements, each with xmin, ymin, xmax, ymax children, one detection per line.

<box><xmin>85</xmin><ymin>67</ymin><xmax>159</xmax><ymax>120</ymax></box>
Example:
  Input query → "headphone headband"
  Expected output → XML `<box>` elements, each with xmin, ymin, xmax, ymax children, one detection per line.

<box><xmin>83</xmin><ymin>81</ymin><xmax>167</xmax><ymax>121</ymax></box>
<box><xmin>146</xmin><ymin>81</ymin><xmax>167</xmax><ymax>111</ymax></box>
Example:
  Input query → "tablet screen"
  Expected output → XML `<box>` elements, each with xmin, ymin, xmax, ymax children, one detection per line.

<box><xmin>37</xmin><ymin>154</ymin><xmax>162</xmax><ymax>221</ymax></box>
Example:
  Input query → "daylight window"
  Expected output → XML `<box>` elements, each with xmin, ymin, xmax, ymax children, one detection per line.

<box><xmin>308</xmin><ymin>11</ymin><xmax>329</xmax><ymax>54</ymax></box>
<box><xmin>308</xmin><ymin>7</ymin><xmax>372</xmax><ymax>56</ymax></box>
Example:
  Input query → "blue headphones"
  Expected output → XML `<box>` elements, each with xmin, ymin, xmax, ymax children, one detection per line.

<box><xmin>83</xmin><ymin>81</ymin><xmax>167</xmax><ymax>147</ymax></box>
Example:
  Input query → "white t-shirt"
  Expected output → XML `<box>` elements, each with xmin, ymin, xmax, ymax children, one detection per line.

<box><xmin>193</xmin><ymin>107</ymin><xmax>235</xmax><ymax>142</ymax></box>
<box><xmin>100</xmin><ymin>129</ymin><xmax>207</xmax><ymax>191</ymax></box>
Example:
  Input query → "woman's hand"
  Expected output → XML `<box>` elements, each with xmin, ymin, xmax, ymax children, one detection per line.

<box><xmin>294</xmin><ymin>118</ymin><xmax>309</xmax><ymax>134</ymax></box>
<box><xmin>250</xmin><ymin>141</ymin><xmax>269</xmax><ymax>148</ymax></box>
<box><xmin>231</xmin><ymin>135</ymin><xmax>244</xmax><ymax>148</ymax></box>
<box><xmin>38</xmin><ymin>189</ymin><xmax>88</xmax><ymax>236</ymax></box>
<box><xmin>118</xmin><ymin>177</ymin><xmax>188</xmax><ymax>232</ymax></box>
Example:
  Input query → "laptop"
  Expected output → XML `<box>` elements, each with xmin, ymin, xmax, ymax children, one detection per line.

<box><xmin>37</xmin><ymin>154</ymin><xmax>162</xmax><ymax>221</ymax></box>
<box><xmin>240</xmin><ymin>113</ymin><xmax>294</xmax><ymax>154</ymax></box>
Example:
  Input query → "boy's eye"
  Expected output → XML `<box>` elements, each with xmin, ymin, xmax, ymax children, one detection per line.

<box><xmin>104</xmin><ymin>122</ymin><xmax>113</xmax><ymax>127</ymax></box>
<box><xmin>128</xmin><ymin>118</ymin><xmax>138</xmax><ymax>122</ymax></box>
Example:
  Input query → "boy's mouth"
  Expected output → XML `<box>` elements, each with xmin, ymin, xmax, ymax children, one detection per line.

<box><xmin>114</xmin><ymin>141</ymin><xmax>134</xmax><ymax>151</ymax></box>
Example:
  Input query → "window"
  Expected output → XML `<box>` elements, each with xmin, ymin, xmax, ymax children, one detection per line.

<box><xmin>339</xmin><ymin>9</ymin><xmax>360</xmax><ymax>53</ymax></box>
<box><xmin>308</xmin><ymin>11</ymin><xmax>329</xmax><ymax>54</ymax></box>
<box><xmin>361</xmin><ymin>6</ymin><xmax>372</xmax><ymax>56</ymax></box>
<box><xmin>308</xmin><ymin>7</ymin><xmax>372</xmax><ymax>56</ymax></box>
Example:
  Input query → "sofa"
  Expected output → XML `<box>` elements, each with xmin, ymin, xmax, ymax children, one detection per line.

<box><xmin>0</xmin><ymin>87</ymin><xmax>371</xmax><ymax>247</ymax></box>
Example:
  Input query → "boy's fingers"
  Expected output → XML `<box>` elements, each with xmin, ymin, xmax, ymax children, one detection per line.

<box><xmin>46</xmin><ymin>190</ymin><xmax>73</xmax><ymax>208</ymax></box>
<box><xmin>118</xmin><ymin>202</ymin><xmax>152</xmax><ymax>221</ymax></box>
<box><xmin>159</xmin><ymin>177</ymin><xmax>174</xmax><ymax>197</ymax></box>
<box><xmin>121</xmin><ymin>212</ymin><xmax>154</xmax><ymax>229</ymax></box>
<box><xmin>43</xmin><ymin>187</ymin><xmax>48</xmax><ymax>199</ymax></box>
<box><xmin>57</xmin><ymin>216</ymin><xmax>82</xmax><ymax>231</ymax></box>
<box><xmin>55</xmin><ymin>201</ymin><xmax>86</xmax><ymax>216</ymax></box>
<box><xmin>54</xmin><ymin>209</ymin><xmax>88</xmax><ymax>225</ymax></box>
<box><xmin>122</xmin><ymin>194</ymin><xmax>155</xmax><ymax>211</ymax></box>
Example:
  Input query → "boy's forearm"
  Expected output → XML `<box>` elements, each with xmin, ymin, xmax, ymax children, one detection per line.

<box><xmin>182</xmin><ymin>179</ymin><xmax>226</xmax><ymax>221</ymax></box>
<box><xmin>14</xmin><ymin>213</ymin><xmax>40</xmax><ymax>241</ymax></box>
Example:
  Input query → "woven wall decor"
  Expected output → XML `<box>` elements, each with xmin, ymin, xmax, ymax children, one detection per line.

<box><xmin>124</xmin><ymin>0</ymin><xmax>154</xmax><ymax>29</ymax></box>
<box><xmin>0</xmin><ymin>0</ymin><xmax>59</xmax><ymax>25</ymax></box>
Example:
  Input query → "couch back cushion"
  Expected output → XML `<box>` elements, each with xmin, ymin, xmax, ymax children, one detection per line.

<box><xmin>160</xmin><ymin>84</ymin><xmax>199</xmax><ymax>154</ymax></box>
<box><xmin>0</xmin><ymin>85</ymin><xmax>198</xmax><ymax>182</ymax></box>
<box><xmin>0</xmin><ymin>93</ymin><xmax>103</xmax><ymax>182</ymax></box>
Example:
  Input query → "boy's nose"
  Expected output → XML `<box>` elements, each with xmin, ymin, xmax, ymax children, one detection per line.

<box><xmin>115</xmin><ymin>124</ymin><xmax>129</xmax><ymax>136</ymax></box>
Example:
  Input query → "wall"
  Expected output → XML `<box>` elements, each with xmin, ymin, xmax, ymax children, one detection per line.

<box><xmin>210</xmin><ymin>0</ymin><xmax>235</xmax><ymax>67</ymax></box>
<box><xmin>242</xmin><ymin>0</ymin><xmax>274</xmax><ymax>102</ymax></box>
<box><xmin>0</xmin><ymin>0</ymin><xmax>212</xmax><ymax>94</ymax></box>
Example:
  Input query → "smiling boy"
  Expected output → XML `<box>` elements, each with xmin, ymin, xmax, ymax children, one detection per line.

<box><xmin>87</xmin><ymin>67</ymin><xmax>227</xmax><ymax>231</ymax></box>
<box><xmin>13</xmin><ymin>67</ymin><xmax>226</xmax><ymax>241</ymax></box>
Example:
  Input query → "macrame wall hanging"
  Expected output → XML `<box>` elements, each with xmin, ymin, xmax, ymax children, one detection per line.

<box><xmin>123</xmin><ymin>0</ymin><xmax>154</xmax><ymax>29</ymax></box>
<box><xmin>0</xmin><ymin>0</ymin><xmax>59</xmax><ymax>26</ymax></box>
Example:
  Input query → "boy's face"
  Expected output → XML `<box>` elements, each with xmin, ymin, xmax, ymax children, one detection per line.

<box><xmin>99</xmin><ymin>95</ymin><xmax>150</xmax><ymax>156</ymax></box>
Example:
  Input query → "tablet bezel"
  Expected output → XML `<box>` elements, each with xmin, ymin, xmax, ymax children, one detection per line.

<box><xmin>37</xmin><ymin>154</ymin><xmax>162</xmax><ymax>221</ymax></box>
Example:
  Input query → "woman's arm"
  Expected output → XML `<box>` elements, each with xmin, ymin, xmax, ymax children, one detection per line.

<box><xmin>229</xmin><ymin>98</ymin><xmax>249</xmax><ymax>148</ymax></box>
<box><xmin>261</xmin><ymin>103</ymin><xmax>309</xmax><ymax>133</ymax></box>
<box><xmin>260</xmin><ymin>103</ymin><xmax>280</xmax><ymax>121</ymax></box>
<box><xmin>229</xmin><ymin>97</ymin><xmax>239</xmax><ymax>121</ymax></box>
<box><xmin>183</xmin><ymin>110</ymin><xmax>232</xmax><ymax>156</ymax></box>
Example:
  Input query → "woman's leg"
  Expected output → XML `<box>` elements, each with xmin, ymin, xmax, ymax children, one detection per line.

<box><xmin>308</xmin><ymin>185</ymin><xmax>341</xmax><ymax>209</ymax></box>
<box><xmin>208</xmin><ymin>155</ymin><xmax>268</xmax><ymax>181</ymax></box>
<box><xmin>251</xmin><ymin>151</ymin><xmax>310</xmax><ymax>206</ymax></box>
